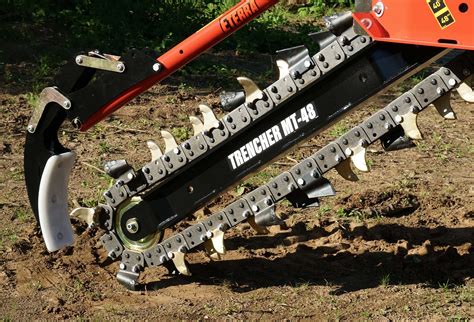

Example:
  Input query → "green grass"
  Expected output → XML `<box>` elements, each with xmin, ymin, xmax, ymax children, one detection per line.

<box><xmin>13</xmin><ymin>209</ymin><xmax>30</xmax><ymax>223</ymax></box>
<box><xmin>329</xmin><ymin>123</ymin><xmax>350</xmax><ymax>138</ymax></box>
<box><xmin>379</xmin><ymin>273</ymin><xmax>391</xmax><ymax>287</ymax></box>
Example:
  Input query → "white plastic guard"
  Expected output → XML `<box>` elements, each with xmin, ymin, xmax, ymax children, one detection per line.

<box><xmin>38</xmin><ymin>151</ymin><xmax>76</xmax><ymax>252</ymax></box>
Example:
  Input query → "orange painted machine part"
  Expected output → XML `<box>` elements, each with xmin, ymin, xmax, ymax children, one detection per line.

<box><xmin>353</xmin><ymin>0</ymin><xmax>474</xmax><ymax>50</ymax></box>
<box><xmin>81</xmin><ymin>0</ymin><xmax>279</xmax><ymax>130</ymax></box>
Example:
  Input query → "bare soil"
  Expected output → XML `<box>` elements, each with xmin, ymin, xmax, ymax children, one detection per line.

<box><xmin>0</xmin><ymin>56</ymin><xmax>473</xmax><ymax>320</ymax></box>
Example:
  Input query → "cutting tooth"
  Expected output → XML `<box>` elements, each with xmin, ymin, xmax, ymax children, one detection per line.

<box><xmin>204</xmin><ymin>240</ymin><xmax>222</xmax><ymax>260</ymax></box>
<box><xmin>456</xmin><ymin>76</ymin><xmax>474</xmax><ymax>103</ymax></box>
<box><xmin>189</xmin><ymin>115</ymin><xmax>204</xmax><ymax>135</ymax></box>
<box><xmin>276</xmin><ymin>59</ymin><xmax>289</xmax><ymax>79</ymax></box>
<box><xmin>432</xmin><ymin>94</ymin><xmax>456</xmax><ymax>120</ymax></box>
<box><xmin>203</xmin><ymin>229</ymin><xmax>226</xmax><ymax>260</ymax></box>
<box><xmin>247</xmin><ymin>216</ymin><xmax>269</xmax><ymax>235</ymax></box>
<box><xmin>237</xmin><ymin>77</ymin><xmax>264</xmax><ymax>104</ymax></box>
<box><xmin>70</xmin><ymin>207</ymin><xmax>97</xmax><ymax>226</ymax></box>
<box><xmin>350</xmin><ymin>145</ymin><xmax>369</xmax><ymax>172</ymax></box>
<box><xmin>147</xmin><ymin>140</ymin><xmax>163</xmax><ymax>161</ymax></box>
<box><xmin>335</xmin><ymin>159</ymin><xmax>359</xmax><ymax>182</ymax></box>
<box><xmin>398</xmin><ymin>112</ymin><xmax>423</xmax><ymax>140</ymax></box>
<box><xmin>199</xmin><ymin>104</ymin><xmax>220</xmax><ymax>131</ymax></box>
<box><xmin>170</xmin><ymin>251</ymin><xmax>191</xmax><ymax>276</ymax></box>
<box><xmin>161</xmin><ymin>130</ymin><xmax>178</xmax><ymax>153</ymax></box>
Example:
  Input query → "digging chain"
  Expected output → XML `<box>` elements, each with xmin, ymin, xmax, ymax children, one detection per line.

<box><xmin>96</xmin><ymin>37</ymin><xmax>472</xmax><ymax>288</ymax></box>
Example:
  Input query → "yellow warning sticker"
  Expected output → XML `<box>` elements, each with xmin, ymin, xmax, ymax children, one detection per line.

<box><xmin>426</xmin><ymin>0</ymin><xmax>456</xmax><ymax>29</ymax></box>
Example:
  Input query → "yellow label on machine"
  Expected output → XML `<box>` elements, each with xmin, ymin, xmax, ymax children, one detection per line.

<box><xmin>426</xmin><ymin>0</ymin><xmax>456</xmax><ymax>29</ymax></box>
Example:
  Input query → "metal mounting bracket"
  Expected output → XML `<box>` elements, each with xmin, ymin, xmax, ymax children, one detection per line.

<box><xmin>27</xmin><ymin>87</ymin><xmax>71</xmax><ymax>134</ymax></box>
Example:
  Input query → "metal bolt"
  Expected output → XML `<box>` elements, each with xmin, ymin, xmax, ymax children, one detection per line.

<box><xmin>206</xmin><ymin>231</ymin><xmax>213</xmax><ymax>238</ymax></box>
<box><xmin>63</xmin><ymin>100</ymin><xmax>71</xmax><ymax>109</ymax></box>
<box><xmin>168</xmin><ymin>252</ymin><xmax>174</xmax><ymax>259</ymax></box>
<box><xmin>72</xmin><ymin>118</ymin><xmax>81</xmax><ymax>129</ymax></box>
<box><xmin>395</xmin><ymin>115</ymin><xmax>403</xmax><ymax>123</ymax></box>
<box><xmin>153</xmin><ymin>63</ymin><xmax>161</xmax><ymax>72</ymax></box>
<box><xmin>304</xmin><ymin>60</ymin><xmax>312</xmax><ymax>68</ymax></box>
<box><xmin>27</xmin><ymin>125</ymin><xmax>35</xmax><ymax>133</ymax></box>
<box><xmin>119</xmin><ymin>263</ymin><xmax>126</xmax><ymax>270</ymax></box>
<box><xmin>126</xmin><ymin>218</ymin><xmax>140</xmax><ymax>234</ymax></box>
<box><xmin>75</xmin><ymin>56</ymin><xmax>83</xmax><ymax>64</ymax></box>
<box><xmin>317</xmin><ymin>54</ymin><xmax>325</xmax><ymax>62</ymax></box>
<box><xmin>345</xmin><ymin>148</ymin><xmax>353</xmax><ymax>156</ymax></box>
<box><xmin>117</xmin><ymin>63</ymin><xmax>125</xmax><ymax>72</ymax></box>
<box><xmin>373</xmin><ymin>1</ymin><xmax>384</xmax><ymax>17</ymax></box>
<box><xmin>444</xmin><ymin>69</ymin><xmax>450</xmax><ymax>75</ymax></box>
<box><xmin>297</xmin><ymin>178</ymin><xmax>305</xmax><ymax>186</ymax></box>
<box><xmin>251</xmin><ymin>205</ymin><xmax>259</xmax><ymax>212</ymax></box>
<box><xmin>339</xmin><ymin>36</ymin><xmax>349</xmax><ymax>45</ymax></box>
<box><xmin>132</xmin><ymin>265</ymin><xmax>140</xmax><ymax>273</ymax></box>
<box><xmin>448</xmin><ymin>78</ymin><xmax>457</xmax><ymax>87</ymax></box>
<box><xmin>437</xmin><ymin>87</ymin><xmax>445</xmax><ymax>95</ymax></box>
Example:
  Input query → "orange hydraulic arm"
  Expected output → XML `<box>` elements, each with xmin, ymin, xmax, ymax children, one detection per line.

<box><xmin>81</xmin><ymin>0</ymin><xmax>278</xmax><ymax>130</ymax></box>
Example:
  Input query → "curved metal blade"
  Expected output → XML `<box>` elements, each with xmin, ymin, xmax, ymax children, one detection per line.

<box><xmin>432</xmin><ymin>94</ymin><xmax>456</xmax><ymax>120</ymax></box>
<box><xmin>199</xmin><ymin>104</ymin><xmax>220</xmax><ymax>131</ymax></box>
<box><xmin>237</xmin><ymin>77</ymin><xmax>264</xmax><ymax>104</ymax></box>
<box><xmin>457</xmin><ymin>77</ymin><xmax>474</xmax><ymax>103</ymax></box>
<box><xmin>189</xmin><ymin>115</ymin><xmax>204</xmax><ymax>135</ymax></box>
<box><xmin>146</xmin><ymin>140</ymin><xmax>163</xmax><ymax>161</ymax></box>
<box><xmin>161</xmin><ymin>130</ymin><xmax>178</xmax><ymax>153</ymax></box>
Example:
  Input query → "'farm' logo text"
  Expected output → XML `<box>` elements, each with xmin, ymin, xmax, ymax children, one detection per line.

<box><xmin>219</xmin><ymin>0</ymin><xmax>259</xmax><ymax>33</ymax></box>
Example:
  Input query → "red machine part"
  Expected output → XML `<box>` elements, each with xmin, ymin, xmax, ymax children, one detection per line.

<box><xmin>81</xmin><ymin>0</ymin><xmax>278</xmax><ymax>131</ymax></box>
<box><xmin>353</xmin><ymin>0</ymin><xmax>474</xmax><ymax>50</ymax></box>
